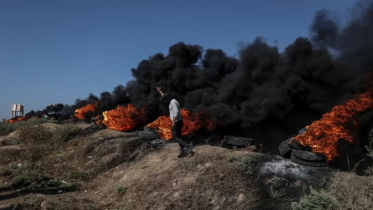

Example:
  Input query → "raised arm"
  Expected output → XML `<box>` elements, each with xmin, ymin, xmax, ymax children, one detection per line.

<box><xmin>156</xmin><ymin>86</ymin><xmax>164</xmax><ymax>97</ymax></box>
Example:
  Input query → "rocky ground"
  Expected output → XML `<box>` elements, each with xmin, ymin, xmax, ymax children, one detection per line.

<box><xmin>0</xmin><ymin>120</ymin><xmax>372</xmax><ymax>210</ymax></box>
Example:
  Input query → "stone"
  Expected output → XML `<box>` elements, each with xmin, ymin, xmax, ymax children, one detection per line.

<box><xmin>237</xmin><ymin>193</ymin><xmax>246</xmax><ymax>203</ymax></box>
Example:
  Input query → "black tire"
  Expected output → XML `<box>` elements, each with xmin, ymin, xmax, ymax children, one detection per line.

<box><xmin>289</xmin><ymin>138</ymin><xmax>312</xmax><ymax>151</ymax></box>
<box><xmin>279</xmin><ymin>139</ymin><xmax>292</xmax><ymax>158</ymax></box>
<box><xmin>138</xmin><ymin>131</ymin><xmax>160</xmax><ymax>140</ymax></box>
<box><xmin>143</xmin><ymin>126</ymin><xmax>157</xmax><ymax>132</ymax></box>
<box><xmin>298</xmin><ymin>128</ymin><xmax>307</xmax><ymax>135</ymax></box>
<box><xmin>291</xmin><ymin>153</ymin><xmax>328</xmax><ymax>167</ymax></box>
<box><xmin>292</xmin><ymin>149</ymin><xmax>326</xmax><ymax>162</ymax></box>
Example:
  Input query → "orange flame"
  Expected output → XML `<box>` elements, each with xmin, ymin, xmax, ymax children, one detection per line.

<box><xmin>4</xmin><ymin>116</ymin><xmax>28</xmax><ymax>123</ymax></box>
<box><xmin>98</xmin><ymin>104</ymin><xmax>145</xmax><ymax>132</ymax></box>
<box><xmin>146</xmin><ymin>109</ymin><xmax>216</xmax><ymax>140</ymax></box>
<box><xmin>74</xmin><ymin>103</ymin><xmax>97</xmax><ymax>119</ymax></box>
<box><xmin>293</xmin><ymin>92</ymin><xmax>373</xmax><ymax>161</ymax></box>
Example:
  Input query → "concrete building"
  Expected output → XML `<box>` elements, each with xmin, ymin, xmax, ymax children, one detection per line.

<box><xmin>10</xmin><ymin>104</ymin><xmax>24</xmax><ymax>119</ymax></box>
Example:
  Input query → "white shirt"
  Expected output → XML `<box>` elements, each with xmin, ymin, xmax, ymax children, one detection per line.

<box><xmin>169</xmin><ymin>99</ymin><xmax>182</xmax><ymax>122</ymax></box>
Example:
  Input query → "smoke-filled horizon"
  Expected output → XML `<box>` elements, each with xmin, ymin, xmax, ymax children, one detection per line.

<box><xmin>27</xmin><ymin>2</ymin><xmax>373</xmax><ymax>132</ymax></box>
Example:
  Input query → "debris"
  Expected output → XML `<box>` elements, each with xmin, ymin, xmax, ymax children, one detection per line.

<box><xmin>224</xmin><ymin>136</ymin><xmax>253</xmax><ymax>147</ymax></box>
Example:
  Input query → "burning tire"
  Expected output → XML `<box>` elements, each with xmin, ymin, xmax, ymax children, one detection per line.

<box><xmin>138</xmin><ymin>131</ymin><xmax>160</xmax><ymax>140</ymax></box>
<box><xmin>290</xmin><ymin>152</ymin><xmax>328</xmax><ymax>167</ymax></box>
<box><xmin>292</xmin><ymin>149</ymin><xmax>326</xmax><ymax>162</ymax></box>
<box><xmin>278</xmin><ymin>139</ymin><xmax>292</xmax><ymax>158</ymax></box>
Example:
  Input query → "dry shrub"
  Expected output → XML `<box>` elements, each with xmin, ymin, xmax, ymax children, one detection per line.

<box><xmin>18</xmin><ymin>124</ymin><xmax>80</xmax><ymax>161</ymax></box>
<box><xmin>293</xmin><ymin>166</ymin><xmax>373</xmax><ymax>210</ymax></box>
<box><xmin>70</xmin><ymin>137</ymin><xmax>148</xmax><ymax>181</ymax></box>
<box><xmin>118</xmin><ymin>138</ymin><xmax>149</xmax><ymax>161</ymax></box>
<box><xmin>19</xmin><ymin>125</ymin><xmax>53</xmax><ymax>144</ymax></box>
<box><xmin>52</xmin><ymin>124</ymin><xmax>81</xmax><ymax>144</ymax></box>
<box><xmin>0</xmin><ymin>162</ymin><xmax>65</xmax><ymax>189</ymax></box>
<box><xmin>0</xmin><ymin>118</ymin><xmax>51</xmax><ymax>135</ymax></box>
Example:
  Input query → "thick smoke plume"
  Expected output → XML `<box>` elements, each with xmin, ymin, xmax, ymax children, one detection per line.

<box><xmin>27</xmin><ymin>1</ymin><xmax>373</xmax><ymax>150</ymax></box>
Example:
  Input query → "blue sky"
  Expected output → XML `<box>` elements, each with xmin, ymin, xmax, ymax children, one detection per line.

<box><xmin>0</xmin><ymin>0</ymin><xmax>356</xmax><ymax>119</ymax></box>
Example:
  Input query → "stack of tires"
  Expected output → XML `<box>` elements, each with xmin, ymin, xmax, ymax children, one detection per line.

<box><xmin>278</xmin><ymin>128</ymin><xmax>328</xmax><ymax>167</ymax></box>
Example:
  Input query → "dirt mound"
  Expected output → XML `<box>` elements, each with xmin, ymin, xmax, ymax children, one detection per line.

<box><xmin>5</xmin><ymin>123</ymin><xmax>62</xmax><ymax>141</ymax></box>
<box><xmin>76</xmin><ymin>136</ymin><xmax>144</xmax><ymax>176</ymax></box>
<box><xmin>72</xmin><ymin>122</ymin><xmax>92</xmax><ymax>130</ymax></box>
<box><xmin>77</xmin><ymin>144</ymin><xmax>332</xmax><ymax>210</ymax></box>
<box><xmin>89</xmin><ymin>128</ymin><xmax>136</xmax><ymax>140</ymax></box>
<box><xmin>0</xmin><ymin>121</ymin><xmax>370</xmax><ymax>210</ymax></box>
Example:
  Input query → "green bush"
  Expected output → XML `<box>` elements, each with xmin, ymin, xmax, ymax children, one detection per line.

<box><xmin>292</xmin><ymin>187</ymin><xmax>340</xmax><ymax>210</ymax></box>
<box><xmin>226</xmin><ymin>154</ymin><xmax>256</xmax><ymax>175</ymax></box>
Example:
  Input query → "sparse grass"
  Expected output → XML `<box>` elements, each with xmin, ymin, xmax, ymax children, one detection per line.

<box><xmin>269</xmin><ymin>186</ymin><xmax>285</xmax><ymax>199</ymax></box>
<box><xmin>19</xmin><ymin>125</ymin><xmax>53</xmax><ymax>144</ymax></box>
<box><xmin>12</xmin><ymin>195</ymin><xmax>44</xmax><ymax>210</ymax></box>
<box><xmin>86</xmin><ymin>202</ymin><xmax>98</xmax><ymax>210</ymax></box>
<box><xmin>20</xmin><ymin>123</ymin><xmax>80</xmax><ymax>148</ymax></box>
<box><xmin>0</xmin><ymin>162</ymin><xmax>46</xmax><ymax>188</ymax></box>
<box><xmin>140</xmin><ymin>165</ymin><xmax>149</xmax><ymax>169</ymax></box>
<box><xmin>0</xmin><ymin>118</ymin><xmax>52</xmax><ymax>135</ymax></box>
<box><xmin>19</xmin><ymin>123</ymin><xmax>81</xmax><ymax>161</ymax></box>
<box><xmin>291</xmin><ymin>186</ymin><xmax>339</xmax><ymax>210</ymax></box>
<box><xmin>116</xmin><ymin>186</ymin><xmax>128</xmax><ymax>195</ymax></box>
<box><xmin>125</xmin><ymin>151</ymin><xmax>254</xmax><ymax>210</ymax></box>
<box><xmin>186</xmin><ymin>156</ymin><xmax>200</xmax><ymax>169</ymax></box>
<box><xmin>68</xmin><ymin>169</ymin><xmax>90</xmax><ymax>182</ymax></box>
<box><xmin>15</xmin><ymin>196</ymin><xmax>98</xmax><ymax>210</ymax></box>
<box><xmin>227</xmin><ymin>153</ymin><xmax>239</xmax><ymax>162</ymax></box>
<box><xmin>52</xmin><ymin>123</ymin><xmax>81</xmax><ymax>144</ymax></box>
<box><xmin>1</xmin><ymin>162</ymin><xmax>56</xmax><ymax>189</ymax></box>
<box><xmin>227</xmin><ymin>153</ymin><xmax>256</xmax><ymax>175</ymax></box>
<box><xmin>0</xmin><ymin>161</ymin><xmax>78</xmax><ymax>190</ymax></box>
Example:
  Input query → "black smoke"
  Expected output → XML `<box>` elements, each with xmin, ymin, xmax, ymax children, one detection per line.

<box><xmin>27</xmin><ymin>1</ymin><xmax>373</xmax><ymax>152</ymax></box>
<box><xmin>311</xmin><ymin>0</ymin><xmax>373</xmax><ymax>73</ymax></box>
<box><xmin>26</xmin><ymin>85</ymin><xmax>131</xmax><ymax>121</ymax></box>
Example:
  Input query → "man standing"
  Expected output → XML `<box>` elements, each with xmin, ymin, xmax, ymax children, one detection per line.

<box><xmin>156</xmin><ymin>87</ymin><xmax>194</xmax><ymax>158</ymax></box>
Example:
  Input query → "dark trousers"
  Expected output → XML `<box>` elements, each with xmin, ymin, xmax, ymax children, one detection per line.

<box><xmin>172</xmin><ymin>120</ymin><xmax>188</xmax><ymax>153</ymax></box>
